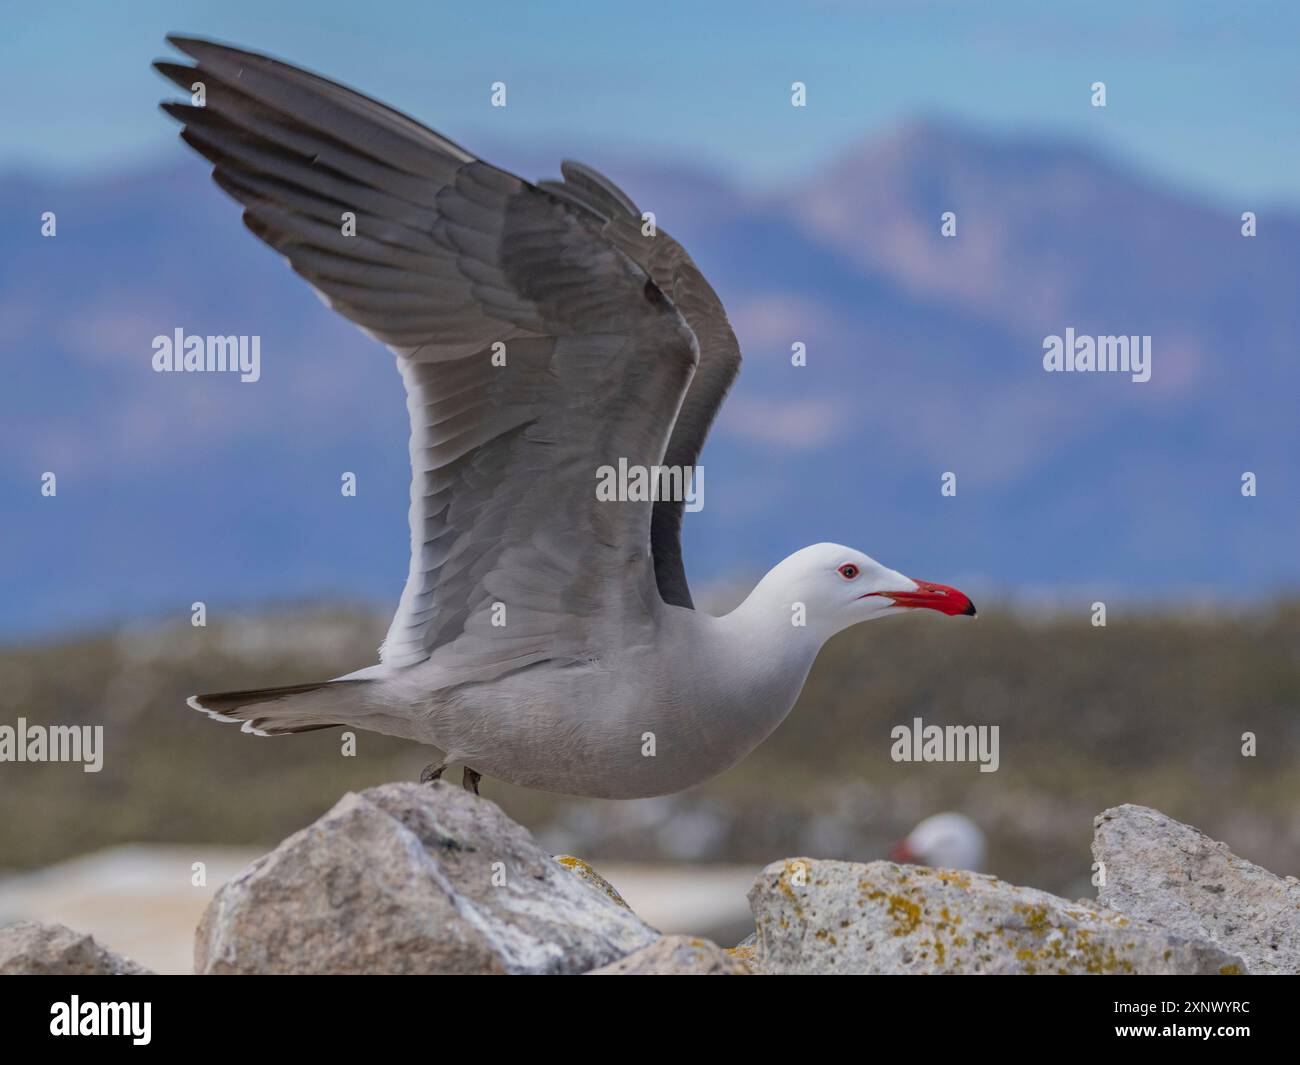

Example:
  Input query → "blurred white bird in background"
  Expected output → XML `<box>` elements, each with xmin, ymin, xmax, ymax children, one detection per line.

<box><xmin>890</xmin><ymin>812</ymin><xmax>986</xmax><ymax>872</ymax></box>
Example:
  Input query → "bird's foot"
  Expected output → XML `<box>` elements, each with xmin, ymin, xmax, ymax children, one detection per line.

<box><xmin>462</xmin><ymin>766</ymin><xmax>482</xmax><ymax>795</ymax></box>
<box><xmin>419</xmin><ymin>760</ymin><xmax>448</xmax><ymax>785</ymax></box>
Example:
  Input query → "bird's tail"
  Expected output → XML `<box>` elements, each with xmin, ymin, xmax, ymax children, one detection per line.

<box><xmin>187</xmin><ymin>678</ymin><xmax>373</xmax><ymax>736</ymax></box>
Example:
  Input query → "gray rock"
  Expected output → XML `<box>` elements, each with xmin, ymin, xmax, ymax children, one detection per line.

<box><xmin>553</xmin><ymin>855</ymin><xmax>633</xmax><ymax>910</ymax></box>
<box><xmin>1093</xmin><ymin>804</ymin><xmax>1300</xmax><ymax>975</ymax></box>
<box><xmin>748</xmin><ymin>858</ymin><xmax>1245</xmax><ymax>975</ymax></box>
<box><xmin>0</xmin><ymin>921</ymin><xmax>150</xmax><ymax>975</ymax></box>
<box><xmin>587</xmin><ymin>934</ymin><xmax>753</xmax><ymax>974</ymax></box>
<box><xmin>195</xmin><ymin>782</ymin><xmax>657</xmax><ymax>974</ymax></box>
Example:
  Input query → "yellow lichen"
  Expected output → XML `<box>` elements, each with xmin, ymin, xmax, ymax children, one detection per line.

<box><xmin>885</xmin><ymin>894</ymin><xmax>923</xmax><ymax>936</ymax></box>
<box><xmin>725</xmin><ymin>944</ymin><xmax>759</xmax><ymax>965</ymax></box>
<box><xmin>552</xmin><ymin>854</ymin><xmax>631</xmax><ymax>909</ymax></box>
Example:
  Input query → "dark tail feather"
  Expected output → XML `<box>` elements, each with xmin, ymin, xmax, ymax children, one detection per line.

<box><xmin>188</xmin><ymin>679</ymin><xmax>371</xmax><ymax>735</ymax></box>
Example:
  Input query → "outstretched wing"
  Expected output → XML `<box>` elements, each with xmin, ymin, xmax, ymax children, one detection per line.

<box><xmin>157</xmin><ymin>37</ymin><xmax>698</xmax><ymax>679</ymax></box>
<box><xmin>538</xmin><ymin>163</ymin><xmax>742</xmax><ymax>608</ymax></box>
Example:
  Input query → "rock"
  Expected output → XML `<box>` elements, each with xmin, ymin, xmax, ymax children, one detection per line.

<box><xmin>0</xmin><ymin>921</ymin><xmax>150</xmax><ymax>975</ymax></box>
<box><xmin>727</xmin><ymin>931</ymin><xmax>761</xmax><ymax>970</ymax></box>
<box><xmin>554</xmin><ymin>855</ymin><xmax>632</xmax><ymax>910</ymax></box>
<box><xmin>748</xmin><ymin>858</ymin><xmax>1245</xmax><ymax>975</ymax></box>
<box><xmin>587</xmin><ymin>934</ymin><xmax>753</xmax><ymax>974</ymax></box>
<box><xmin>1093</xmin><ymin>804</ymin><xmax>1300</xmax><ymax>975</ymax></box>
<box><xmin>195</xmin><ymin>782</ymin><xmax>657</xmax><ymax>974</ymax></box>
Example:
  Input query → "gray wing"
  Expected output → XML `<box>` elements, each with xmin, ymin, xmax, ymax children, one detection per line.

<box><xmin>157</xmin><ymin>37</ymin><xmax>699</xmax><ymax>678</ymax></box>
<box><xmin>538</xmin><ymin>163</ymin><xmax>742</xmax><ymax>608</ymax></box>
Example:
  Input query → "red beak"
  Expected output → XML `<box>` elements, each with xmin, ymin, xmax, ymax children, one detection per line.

<box><xmin>866</xmin><ymin>580</ymin><xmax>976</xmax><ymax>617</ymax></box>
<box><xmin>890</xmin><ymin>840</ymin><xmax>917</xmax><ymax>864</ymax></box>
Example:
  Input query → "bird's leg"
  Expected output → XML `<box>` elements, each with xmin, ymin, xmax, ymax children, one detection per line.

<box><xmin>462</xmin><ymin>766</ymin><xmax>482</xmax><ymax>795</ymax></box>
<box><xmin>419</xmin><ymin>760</ymin><xmax>449</xmax><ymax>785</ymax></box>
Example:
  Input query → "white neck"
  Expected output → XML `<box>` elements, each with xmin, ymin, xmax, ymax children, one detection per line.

<box><xmin>710</xmin><ymin>566</ymin><xmax>830</xmax><ymax>717</ymax></box>
<box><xmin>650</xmin><ymin>559</ymin><xmax>843</xmax><ymax>785</ymax></box>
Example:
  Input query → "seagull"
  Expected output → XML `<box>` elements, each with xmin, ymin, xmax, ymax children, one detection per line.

<box><xmin>158</xmin><ymin>37</ymin><xmax>975</xmax><ymax>799</ymax></box>
<box><xmin>890</xmin><ymin>812</ymin><xmax>987</xmax><ymax>872</ymax></box>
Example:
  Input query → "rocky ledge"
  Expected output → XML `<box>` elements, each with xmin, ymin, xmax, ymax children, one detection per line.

<box><xmin>3</xmin><ymin>791</ymin><xmax>1295</xmax><ymax>974</ymax></box>
<box><xmin>0</xmin><ymin>921</ymin><xmax>151</xmax><ymax>975</ymax></box>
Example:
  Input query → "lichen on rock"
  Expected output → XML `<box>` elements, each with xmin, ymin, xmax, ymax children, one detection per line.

<box><xmin>748</xmin><ymin>857</ymin><xmax>1244</xmax><ymax>975</ymax></box>
<box><xmin>588</xmin><ymin>934</ymin><xmax>753</xmax><ymax>974</ymax></box>
<box><xmin>194</xmin><ymin>782</ymin><xmax>657</xmax><ymax>974</ymax></box>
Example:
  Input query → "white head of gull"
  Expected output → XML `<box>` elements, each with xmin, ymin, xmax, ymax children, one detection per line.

<box><xmin>161</xmin><ymin>37</ymin><xmax>975</xmax><ymax>798</ymax></box>
<box><xmin>892</xmin><ymin>812</ymin><xmax>987</xmax><ymax>872</ymax></box>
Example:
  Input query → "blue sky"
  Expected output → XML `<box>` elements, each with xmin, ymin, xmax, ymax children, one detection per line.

<box><xmin>3</xmin><ymin>0</ymin><xmax>1298</xmax><ymax>206</ymax></box>
<box><xmin>4</xmin><ymin>0</ymin><xmax>1299</xmax><ymax>637</ymax></box>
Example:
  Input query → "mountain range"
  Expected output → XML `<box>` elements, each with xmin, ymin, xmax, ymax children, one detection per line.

<box><xmin>3</xmin><ymin>118</ymin><xmax>1297</xmax><ymax>639</ymax></box>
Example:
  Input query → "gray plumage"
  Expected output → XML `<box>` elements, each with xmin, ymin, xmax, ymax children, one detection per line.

<box><xmin>163</xmin><ymin>37</ymin><xmax>970</xmax><ymax>798</ymax></box>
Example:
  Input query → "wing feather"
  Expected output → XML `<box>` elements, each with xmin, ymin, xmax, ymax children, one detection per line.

<box><xmin>539</xmin><ymin>162</ymin><xmax>742</xmax><ymax>607</ymax></box>
<box><xmin>159</xmin><ymin>38</ymin><xmax>699</xmax><ymax>677</ymax></box>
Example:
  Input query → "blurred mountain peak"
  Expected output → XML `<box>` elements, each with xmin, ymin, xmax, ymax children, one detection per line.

<box><xmin>3</xmin><ymin>116</ymin><xmax>1299</xmax><ymax>638</ymax></box>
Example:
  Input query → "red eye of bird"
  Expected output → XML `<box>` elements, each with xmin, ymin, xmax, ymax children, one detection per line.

<box><xmin>838</xmin><ymin>563</ymin><xmax>860</xmax><ymax>580</ymax></box>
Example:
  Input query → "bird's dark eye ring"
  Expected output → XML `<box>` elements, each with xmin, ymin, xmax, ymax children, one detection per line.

<box><xmin>838</xmin><ymin>564</ymin><xmax>860</xmax><ymax>580</ymax></box>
